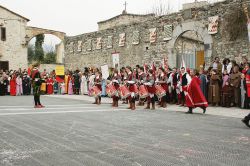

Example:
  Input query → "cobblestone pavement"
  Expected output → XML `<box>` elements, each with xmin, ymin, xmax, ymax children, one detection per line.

<box><xmin>0</xmin><ymin>96</ymin><xmax>249</xmax><ymax>166</ymax></box>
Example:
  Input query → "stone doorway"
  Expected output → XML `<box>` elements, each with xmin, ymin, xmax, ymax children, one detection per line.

<box><xmin>174</xmin><ymin>30</ymin><xmax>205</xmax><ymax>69</ymax></box>
<box><xmin>0</xmin><ymin>61</ymin><xmax>9</xmax><ymax>71</ymax></box>
<box><xmin>167</xmin><ymin>21</ymin><xmax>213</xmax><ymax>69</ymax></box>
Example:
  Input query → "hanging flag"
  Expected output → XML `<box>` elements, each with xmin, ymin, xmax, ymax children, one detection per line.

<box><xmin>149</xmin><ymin>28</ymin><xmax>157</xmax><ymax>43</ymax></box>
<box><xmin>208</xmin><ymin>16</ymin><xmax>219</xmax><ymax>34</ymax></box>
<box><xmin>119</xmin><ymin>33</ymin><xmax>126</xmax><ymax>47</ymax></box>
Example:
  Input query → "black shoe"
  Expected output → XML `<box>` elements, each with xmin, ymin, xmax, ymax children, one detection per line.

<box><xmin>241</xmin><ymin>119</ymin><xmax>250</xmax><ymax>128</ymax></box>
<box><xmin>185</xmin><ymin>108</ymin><xmax>193</xmax><ymax>114</ymax></box>
<box><xmin>202</xmin><ymin>107</ymin><xmax>206</xmax><ymax>114</ymax></box>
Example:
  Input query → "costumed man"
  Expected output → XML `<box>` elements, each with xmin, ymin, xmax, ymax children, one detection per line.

<box><xmin>22</xmin><ymin>73</ymin><xmax>31</xmax><ymax>95</ymax></box>
<box><xmin>241</xmin><ymin>63</ymin><xmax>250</xmax><ymax>128</ymax></box>
<box><xmin>180</xmin><ymin>67</ymin><xmax>191</xmax><ymax>106</ymax></box>
<box><xmin>157</xmin><ymin>67</ymin><xmax>168</xmax><ymax>108</ymax></box>
<box><xmin>111</xmin><ymin>69</ymin><xmax>121</xmax><ymax>107</ymax></box>
<box><xmin>46</xmin><ymin>75</ymin><xmax>54</xmax><ymax>95</ymax></box>
<box><xmin>93</xmin><ymin>71</ymin><xmax>102</xmax><ymax>105</ymax></box>
<box><xmin>31</xmin><ymin>63</ymin><xmax>45</xmax><ymax>108</ymax></box>
<box><xmin>137</xmin><ymin>66</ymin><xmax>146</xmax><ymax>106</ymax></box>
<box><xmin>185</xmin><ymin>69</ymin><xmax>208</xmax><ymax>114</ymax></box>
<box><xmin>144</xmin><ymin>69</ymin><xmax>156</xmax><ymax>110</ymax></box>
<box><xmin>126</xmin><ymin>66</ymin><xmax>136</xmax><ymax>110</ymax></box>
<box><xmin>169</xmin><ymin>68</ymin><xmax>179</xmax><ymax>104</ymax></box>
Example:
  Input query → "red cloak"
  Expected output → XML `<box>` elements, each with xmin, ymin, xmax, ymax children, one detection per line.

<box><xmin>185</xmin><ymin>76</ymin><xmax>208</xmax><ymax>108</ymax></box>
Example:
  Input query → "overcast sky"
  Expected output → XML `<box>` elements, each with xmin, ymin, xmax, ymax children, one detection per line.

<box><xmin>1</xmin><ymin>0</ymin><xmax>221</xmax><ymax>36</ymax></box>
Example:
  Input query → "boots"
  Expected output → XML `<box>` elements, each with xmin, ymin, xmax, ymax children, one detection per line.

<box><xmin>202</xmin><ymin>106</ymin><xmax>206</xmax><ymax>114</ymax></box>
<box><xmin>127</xmin><ymin>101</ymin><xmax>132</xmax><ymax>109</ymax></box>
<box><xmin>185</xmin><ymin>107</ymin><xmax>193</xmax><ymax>114</ymax></box>
<box><xmin>162</xmin><ymin>101</ymin><xmax>167</xmax><ymax>108</ymax></box>
<box><xmin>114</xmin><ymin>100</ymin><xmax>118</xmax><ymax>107</ymax></box>
<box><xmin>112</xmin><ymin>99</ymin><xmax>115</xmax><ymax>107</ymax></box>
<box><xmin>151</xmin><ymin>102</ymin><xmax>155</xmax><ymax>110</ymax></box>
<box><xmin>93</xmin><ymin>98</ymin><xmax>97</xmax><ymax>104</ymax></box>
<box><xmin>145</xmin><ymin>102</ymin><xmax>150</xmax><ymax>109</ymax></box>
<box><xmin>97</xmin><ymin>96</ymin><xmax>101</xmax><ymax>105</ymax></box>
<box><xmin>131</xmin><ymin>102</ymin><xmax>136</xmax><ymax>110</ymax></box>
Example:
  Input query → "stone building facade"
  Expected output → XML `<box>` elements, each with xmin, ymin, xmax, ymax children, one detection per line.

<box><xmin>0</xmin><ymin>5</ymin><xmax>65</xmax><ymax>71</ymax></box>
<box><xmin>64</xmin><ymin>0</ymin><xmax>250</xmax><ymax>70</ymax></box>
<box><xmin>0</xmin><ymin>5</ymin><xmax>29</xmax><ymax>71</ymax></box>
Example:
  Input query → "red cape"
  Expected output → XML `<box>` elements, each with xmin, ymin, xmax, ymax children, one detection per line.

<box><xmin>185</xmin><ymin>76</ymin><xmax>208</xmax><ymax>108</ymax></box>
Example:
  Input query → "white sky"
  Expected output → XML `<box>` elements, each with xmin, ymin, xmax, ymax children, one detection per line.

<box><xmin>0</xmin><ymin>0</ymin><xmax>221</xmax><ymax>36</ymax></box>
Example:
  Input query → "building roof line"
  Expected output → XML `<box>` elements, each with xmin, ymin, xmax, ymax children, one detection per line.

<box><xmin>0</xmin><ymin>5</ymin><xmax>30</xmax><ymax>21</ymax></box>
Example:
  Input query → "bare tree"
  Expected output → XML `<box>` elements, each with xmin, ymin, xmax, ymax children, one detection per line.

<box><xmin>151</xmin><ymin>0</ymin><xmax>172</xmax><ymax>16</ymax></box>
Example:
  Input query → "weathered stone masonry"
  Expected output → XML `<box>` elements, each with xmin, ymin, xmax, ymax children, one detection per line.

<box><xmin>64</xmin><ymin>0</ymin><xmax>250</xmax><ymax>70</ymax></box>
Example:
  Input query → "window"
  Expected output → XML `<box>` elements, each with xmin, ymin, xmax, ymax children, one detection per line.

<box><xmin>1</xmin><ymin>27</ymin><xmax>6</xmax><ymax>41</ymax></box>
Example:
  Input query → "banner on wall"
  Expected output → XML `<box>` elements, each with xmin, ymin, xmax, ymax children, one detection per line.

<box><xmin>96</xmin><ymin>37</ymin><xmax>102</xmax><ymax>50</ymax></box>
<box><xmin>101</xmin><ymin>64</ymin><xmax>109</xmax><ymax>79</ymax></box>
<box><xmin>149</xmin><ymin>28</ymin><xmax>157</xmax><ymax>43</ymax></box>
<box><xmin>208</xmin><ymin>16</ymin><xmax>219</xmax><ymax>34</ymax></box>
<box><xmin>163</xmin><ymin>25</ymin><xmax>172</xmax><ymax>41</ymax></box>
<box><xmin>107</xmin><ymin>36</ymin><xmax>113</xmax><ymax>48</ymax></box>
<box><xmin>86</xmin><ymin>39</ymin><xmax>92</xmax><ymax>51</ymax></box>
<box><xmin>119</xmin><ymin>33</ymin><xmax>126</xmax><ymax>47</ymax></box>
<box><xmin>77</xmin><ymin>41</ymin><xmax>82</xmax><ymax>52</ymax></box>
<box><xmin>132</xmin><ymin>31</ymin><xmax>140</xmax><ymax>45</ymax></box>
<box><xmin>112</xmin><ymin>53</ymin><xmax>120</xmax><ymax>70</ymax></box>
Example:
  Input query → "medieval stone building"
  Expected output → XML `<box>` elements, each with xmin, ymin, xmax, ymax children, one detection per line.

<box><xmin>64</xmin><ymin>0</ymin><xmax>250</xmax><ymax>70</ymax></box>
<box><xmin>0</xmin><ymin>5</ymin><xmax>65</xmax><ymax>71</ymax></box>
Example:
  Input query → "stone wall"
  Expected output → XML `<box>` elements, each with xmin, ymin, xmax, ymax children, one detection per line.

<box><xmin>0</xmin><ymin>7</ymin><xmax>28</xmax><ymax>70</ymax></box>
<box><xmin>64</xmin><ymin>0</ymin><xmax>250</xmax><ymax>70</ymax></box>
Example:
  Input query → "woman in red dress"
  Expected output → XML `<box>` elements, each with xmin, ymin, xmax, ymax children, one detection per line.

<box><xmin>46</xmin><ymin>75</ymin><xmax>54</xmax><ymax>95</ymax></box>
<box><xmin>10</xmin><ymin>74</ymin><xmax>16</xmax><ymax>96</ymax></box>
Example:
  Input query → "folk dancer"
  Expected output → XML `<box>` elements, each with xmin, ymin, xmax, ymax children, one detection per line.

<box><xmin>156</xmin><ymin>68</ymin><xmax>168</xmax><ymax>108</ymax></box>
<box><xmin>144</xmin><ymin>69</ymin><xmax>156</xmax><ymax>110</ymax></box>
<box><xmin>125</xmin><ymin>66</ymin><xmax>136</xmax><ymax>110</ymax></box>
<box><xmin>137</xmin><ymin>66</ymin><xmax>146</xmax><ymax>106</ymax></box>
<box><xmin>93</xmin><ymin>71</ymin><xmax>102</xmax><ymax>105</ymax></box>
<box><xmin>111</xmin><ymin>69</ymin><xmax>121</xmax><ymax>107</ymax></box>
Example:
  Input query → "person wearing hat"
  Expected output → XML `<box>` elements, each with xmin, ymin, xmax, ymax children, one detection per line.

<box><xmin>31</xmin><ymin>62</ymin><xmax>45</xmax><ymax>108</ymax></box>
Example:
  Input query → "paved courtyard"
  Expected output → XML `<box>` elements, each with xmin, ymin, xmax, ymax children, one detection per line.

<box><xmin>0</xmin><ymin>95</ymin><xmax>249</xmax><ymax>166</ymax></box>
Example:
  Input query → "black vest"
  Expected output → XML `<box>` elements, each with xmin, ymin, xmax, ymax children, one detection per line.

<box><xmin>181</xmin><ymin>73</ymin><xmax>188</xmax><ymax>86</ymax></box>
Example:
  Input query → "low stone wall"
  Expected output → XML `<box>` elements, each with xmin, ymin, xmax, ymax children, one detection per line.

<box><xmin>39</xmin><ymin>64</ymin><xmax>60</xmax><ymax>73</ymax></box>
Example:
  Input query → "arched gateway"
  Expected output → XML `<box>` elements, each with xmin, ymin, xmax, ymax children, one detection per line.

<box><xmin>167</xmin><ymin>21</ymin><xmax>213</xmax><ymax>69</ymax></box>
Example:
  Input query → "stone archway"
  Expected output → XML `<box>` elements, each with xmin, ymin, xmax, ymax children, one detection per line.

<box><xmin>25</xmin><ymin>26</ymin><xmax>66</xmax><ymax>63</ymax></box>
<box><xmin>167</xmin><ymin>21</ymin><xmax>213</xmax><ymax>68</ymax></box>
